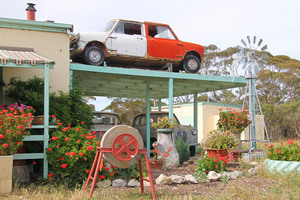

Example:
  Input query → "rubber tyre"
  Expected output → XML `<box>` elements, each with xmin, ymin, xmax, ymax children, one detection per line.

<box><xmin>182</xmin><ymin>55</ymin><xmax>201</xmax><ymax>73</ymax></box>
<box><xmin>84</xmin><ymin>46</ymin><xmax>104</xmax><ymax>66</ymax></box>
<box><xmin>189</xmin><ymin>146</ymin><xmax>196</xmax><ymax>157</ymax></box>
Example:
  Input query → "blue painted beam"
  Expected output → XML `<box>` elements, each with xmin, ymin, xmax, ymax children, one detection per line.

<box><xmin>168</xmin><ymin>78</ymin><xmax>173</xmax><ymax>119</ymax></box>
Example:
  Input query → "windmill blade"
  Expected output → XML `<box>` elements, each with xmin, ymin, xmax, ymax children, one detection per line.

<box><xmin>232</xmin><ymin>59</ymin><xmax>240</xmax><ymax>66</ymax></box>
<box><xmin>241</xmin><ymin>39</ymin><xmax>247</xmax><ymax>47</ymax></box>
<box><xmin>258</xmin><ymin>39</ymin><xmax>263</xmax><ymax>47</ymax></box>
<box><xmin>237</xmin><ymin>45</ymin><xmax>244</xmax><ymax>51</ymax></box>
<box><xmin>247</xmin><ymin>36</ymin><xmax>251</xmax><ymax>45</ymax></box>
<box><xmin>261</xmin><ymin>44</ymin><xmax>268</xmax><ymax>51</ymax></box>
<box><xmin>253</xmin><ymin>36</ymin><xmax>257</xmax><ymax>44</ymax></box>
<box><xmin>236</xmin><ymin>52</ymin><xmax>244</xmax><ymax>57</ymax></box>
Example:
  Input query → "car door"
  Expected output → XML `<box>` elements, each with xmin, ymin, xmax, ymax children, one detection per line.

<box><xmin>106</xmin><ymin>21</ymin><xmax>147</xmax><ymax>57</ymax></box>
<box><xmin>146</xmin><ymin>25</ymin><xmax>185</xmax><ymax>60</ymax></box>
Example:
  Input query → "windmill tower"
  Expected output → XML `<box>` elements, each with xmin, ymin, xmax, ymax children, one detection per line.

<box><xmin>233</xmin><ymin>36</ymin><xmax>270</xmax><ymax>153</ymax></box>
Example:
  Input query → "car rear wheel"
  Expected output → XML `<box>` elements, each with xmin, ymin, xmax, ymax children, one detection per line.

<box><xmin>182</xmin><ymin>55</ymin><xmax>201</xmax><ymax>73</ymax></box>
<box><xmin>84</xmin><ymin>46</ymin><xmax>104</xmax><ymax>66</ymax></box>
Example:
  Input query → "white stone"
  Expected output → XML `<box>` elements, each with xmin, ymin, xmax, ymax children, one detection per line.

<box><xmin>250</xmin><ymin>161</ymin><xmax>259</xmax><ymax>166</ymax></box>
<box><xmin>221</xmin><ymin>171</ymin><xmax>232</xmax><ymax>180</ymax></box>
<box><xmin>127</xmin><ymin>179</ymin><xmax>140</xmax><ymax>187</ymax></box>
<box><xmin>231</xmin><ymin>171</ymin><xmax>242</xmax><ymax>179</ymax></box>
<box><xmin>207</xmin><ymin>171</ymin><xmax>221</xmax><ymax>182</ymax></box>
<box><xmin>248</xmin><ymin>167</ymin><xmax>258</xmax><ymax>176</ymax></box>
<box><xmin>143</xmin><ymin>180</ymin><xmax>151</xmax><ymax>187</ymax></box>
<box><xmin>112</xmin><ymin>179</ymin><xmax>127</xmax><ymax>187</ymax></box>
<box><xmin>184</xmin><ymin>174</ymin><xmax>198</xmax><ymax>184</ymax></box>
<box><xmin>96</xmin><ymin>179</ymin><xmax>111</xmax><ymax>188</ymax></box>
<box><xmin>170</xmin><ymin>175</ymin><xmax>185</xmax><ymax>184</ymax></box>
<box><xmin>156</xmin><ymin>174</ymin><xmax>172</xmax><ymax>185</ymax></box>
<box><xmin>183</xmin><ymin>161</ymin><xmax>189</xmax><ymax>165</ymax></box>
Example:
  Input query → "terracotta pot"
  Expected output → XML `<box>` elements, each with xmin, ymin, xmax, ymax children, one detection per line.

<box><xmin>33</xmin><ymin>115</ymin><xmax>44</xmax><ymax>125</ymax></box>
<box><xmin>149</xmin><ymin>160</ymin><xmax>164</xmax><ymax>169</ymax></box>
<box><xmin>206</xmin><ymin>149</ymin><xmax>228</xmax><ymax>158</ymax></box>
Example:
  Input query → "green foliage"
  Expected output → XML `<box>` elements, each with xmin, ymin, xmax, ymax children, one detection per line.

<box><xmin>46</xmin><ymin>124</ymin><xmax>115</xmax><ymax>188</ymax></box>
<box><xmin>5</xmin><ymin>76</ymin><xmax>93</xmax><ymax>129</ymax></box>
<box><xmin>175</xmin><ymin>137</ymin><xmax>190</xmax><ymax>164</ymax></box>
<box><xmin>266</xmin><ymin>139</ymin><xmax>300</xmax><ymax>161</ymax></box>
<box><xmin>217</xmin><ymin>108</ymin><xmax>250</xmax><ymax>134</ymax></box>
<box><xmin>263</xmin><ymin>99</ymin><xmax>300</xmax><ymax>139</ymax></box>
<box><xmin>0</xmin><ymin>105</ymin><xmax>32</xmax><ymax>155</ymax></box>
<box><xmin>6</xmin><ymin>77</ymin><xmax>44</xmax><ymax>115</ymax></box>
<box><xmin>203</xmin><ymin>129</ymin><xmax>239</xmax><ymax>150</ymax></box>
<box><xmin>151</xmin><ymin>116</ymin><xmax>179</xmax><ymax>129</ymax></box>
<box><xmin>194</xmin><ymin>156</ymin><xmax>227</xmax><ymax>181</ymax></box>
<box><xmin>114</xmin><ymin>161</ymin><xmax>147</xmax><ymax>180</ymax></box>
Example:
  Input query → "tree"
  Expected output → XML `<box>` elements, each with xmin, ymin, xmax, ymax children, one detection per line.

<box><xmin>103</xmin><ymin>98</ymin><xmax>155</xmax><ymax>125</ymax></box>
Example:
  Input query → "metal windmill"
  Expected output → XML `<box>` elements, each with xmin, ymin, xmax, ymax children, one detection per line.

<box><xmin>233</xmin><ymin>36</ymin><xmax>270</xmax><ymax>152</ymax></box>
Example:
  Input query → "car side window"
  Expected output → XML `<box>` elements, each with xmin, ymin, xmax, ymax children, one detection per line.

<box><xmin>133</xmin><ymin>116</ymin><xmax>140</xmax><ymax>126</ymax></box>
<box><xmin>140</xmin><ymin>116</ymin><xmax>146</xmax><ymax>125</ymax></box>
<box><xmin>114</xmin><ymin>21</ymin><xmax>142</xmax><ymax>36</ymax></box>
<box><xmin>148</xmin><ymin>25</ymin><xmax>175</xmax><ymax>40</ymax></box>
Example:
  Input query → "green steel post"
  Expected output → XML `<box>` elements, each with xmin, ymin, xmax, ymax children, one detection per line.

<box><xmin>158</xmin><ymin>98</ymin><xmax>162</xmax><ymax>112</ymax></box>
<box><xmin>146</xmin><ymin>81</ymin><xmax>150</xmax><ymax>157</ymax></box>
<box><xmin>0</xmin><ymin>67</ymin><xmax>2</xmax><ymax>105</ymax></box>
<box><xmin>194</xmin><ymin>92</ymin><xmax>198</xmax><ymax>129</ymax></box>
<box><xmin>168</xmin><ymin>78</ymin><xmax>173</xmax><ymax>119</ymax></box>
<box><xmin>43</xmin><ymin>64</ymin><xmax>50</xmax><ymax>179</ymax></box>
<box><xmin>69</xmin><ymin>69</ymin><xmax>73</xmax><ymax>91</ymax></box>
<box><xmin>250</xmin><ymin>78</ymin><xmax>256</xmax><ymax>150</ymax></box>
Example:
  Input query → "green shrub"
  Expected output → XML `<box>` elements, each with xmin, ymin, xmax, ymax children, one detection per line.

<box><xmin>175</xmin><ymin>137</ymin><xmax>190</xmax><ymax>164</ymax></box>
<box><xmin>46</xmin><ymin>124</ymin><xmax>115</xmax><ymax>188</ymax></box>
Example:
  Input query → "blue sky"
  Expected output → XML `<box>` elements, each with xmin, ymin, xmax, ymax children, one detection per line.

<box><xmin>2</xmin><ymin>0</ymin><xmax>299</xmax><ymax>110</ymax></box>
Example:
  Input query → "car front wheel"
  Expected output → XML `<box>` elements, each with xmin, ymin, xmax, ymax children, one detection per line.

<box><xmin>84</xmin><ymin>46</ymin><xmax>104</xmax><ymax>66</ymax></box>
<box><xmin>182</xmin><ymin>55</ymin><xmax>201</xmax><ymax>73</ymax></box>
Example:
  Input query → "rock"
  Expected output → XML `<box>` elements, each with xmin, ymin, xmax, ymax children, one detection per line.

<box><xmin>143</xmin><ymin>180</ymin><xmax>151</xmax><ymax>187</ymax></box>
<box><xmin>231</xmin><ymin>171</ymin><xmax>242</xmax><ymax>179</ymax></box>
<box><xmin>250</xmin><ymin>162</ymin><xmax>259</xmax><ymax>166</ymax></box>
<box><xmin>183</xmin><ymin>161</ymin><xmax>189</xmax><ymax>165</ymax></box>
<box><xmin>248</xmin><ymin>167</ymin><xmax>258</xmax><ymax>176</ymax></box>
<box><xmin>221</xmin><ymin>171</ymin><xmax>232</xmax><ymax>180</ymax></box>
<box><xmin>96</xmin><ymin>179</ymin><xmax>111</xmax><ymax>188</ymax></box>
<box><xmin>184</xmin><ymin>174</ymin><xmax>198</xmax><ymax>184</ymax></box>
<box><xmin>112</xmin><ymin>179</ymin><xmax>127</xmax><ymax>187</ymax></box>
<box><xmin>127</xmin><ymin>179</ymin><xmax>140</xmax><ymax>187</ymax></box>
<box><xmin>207</xmin><ymin>171</ymin><xmax>221</xmax><ymax>182</ymax></box>
<box><xmin>156</xmin><ymin>174</ymin><xmax>172</xmax><ymax>185</ymax></box>
<box><xmin>170</xmin><ymin>175</ymin><xmax>185</xmax><ymax>184</ymax></box>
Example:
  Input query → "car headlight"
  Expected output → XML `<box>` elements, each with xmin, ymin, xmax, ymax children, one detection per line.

<box><xmin>191</xmin><ymin>129</ymin><xmax>198</xmax><ymax>135</ymax></box>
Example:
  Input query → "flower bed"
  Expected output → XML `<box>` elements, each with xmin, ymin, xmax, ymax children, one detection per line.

<box><xmin>265</xmin><ymin>139</ymin><xmax>300</xmax><ymax>173</ymax></box>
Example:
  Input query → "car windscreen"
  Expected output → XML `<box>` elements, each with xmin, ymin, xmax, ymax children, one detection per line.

<box><xmin>139</xmin><ymin>113</ymin><xmax>180</xmax><ymax>125</ymax></box>
<box><xmin>92</xmin><ymin>113</ymin><xmax>121</xmax><ymax>125</ymax></box>
<box><xmin>103</xmin><ymin>21</ymin><xmax>116</xmax><ymax>32</ymax></box>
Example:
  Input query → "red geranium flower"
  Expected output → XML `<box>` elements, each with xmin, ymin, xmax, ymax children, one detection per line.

<box><xmin>70</xmin><ymin>152</ymin><xmax>76</xmax><ymax>156</ymax></box>
<box><xmin>65</xmin><ymin>137</ymin><xmax>69</xmax><ymax>141</ymax></box>
<box><xmin>48</xmin><ymin>173</ymin><xmax>53</xmax><ymax>177</ymax></box>
<box><xmin>52</xmin><ymin>136</ymin><xmax>58</xmax><ymax>141</ymax></box>
<box><xmin>48</xmin><ymin>148</ymin><xmax>52</xmax><ymax>151</ymax></box>
<box><xmin>87</xmin><ymin>146</ymin><xmax>93</xmax><ymax>151</ymax></box>
<box><xmin>79</xmin><ymin>153</ymin><xmax>84</xmax><ymax>156</ymax></box>
<box><xmin>86</xmin><ymin>170</ymin><xmax>90</xmax><ymax>173</ymax></box>
<box><xmin>0</xmin><ymin>134</ymin><xmax>4</xmax><ymax>139</ymax></box>
<box><xmin>33</xmin><ymin>161</ymin><xmax>37</xmax><ymax>165</ymax></box>
<box><xmin>61</xmin><ymin>164</ymin><xmax>67</xmax><ymax>168</ymax></box>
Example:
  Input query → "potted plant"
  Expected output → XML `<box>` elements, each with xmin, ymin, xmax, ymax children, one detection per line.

<box><xmin>203</xmin><ymin>130</ymin><xmax>239</xmax><ymax>159</ymax></box>
<box><xmin>216</xmin><ymin>108</ymin><xmax>250</xmax><ymax>140</ymax></box>
<box><xmin>151</xmin><ymin>116</ymin><xmax>179</xmax><ymax>133</ymax></box>
<box><xmin>0</xmin><ymin>104</ymin><xmax>32</xmax><ymax>193</ymax></box>
<box><xmin>264</xmin><ymin>139</ymin><xmax>300</xmax><ymax>173</ymax></box>
<box><xmin>151</xmin><ymin>117</ymin><xmax>180</xmax><ymax>167</ymax></box>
